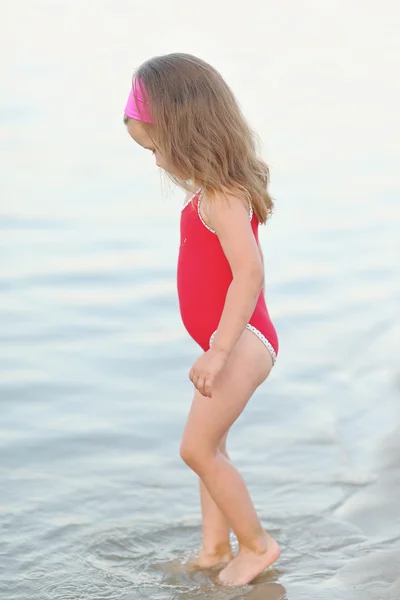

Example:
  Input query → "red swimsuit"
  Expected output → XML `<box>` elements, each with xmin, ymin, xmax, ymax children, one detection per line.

<box><xmin>177</xmin><ymin>190</ymin><xmax>279</xmax><ymax>363</ymax></box>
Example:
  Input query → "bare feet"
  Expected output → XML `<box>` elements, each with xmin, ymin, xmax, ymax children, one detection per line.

<box><xmin>217</xmin><ymin>533</ymin><xmax>280</xmax><ymax>586</ymax></box>
<box><xmin>189</xmin><ymin>546</ymin><xmax>233</xmax><ymax>570</ymax></box>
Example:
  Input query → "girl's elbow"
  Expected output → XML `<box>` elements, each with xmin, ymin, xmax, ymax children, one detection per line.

<box><xmin>254</xmin><ymin>268</ymin><xmax>265</xmax><ymax>290</ymax></box>
<box><xmin>233</xmin><ymin>264</ymin><xmax>264</xmax><ymax>291</ymax></box>
<box><xmin>239</xmin><ymin>265</ymin><xmax>264</xmax><ymax>290</ymax></box>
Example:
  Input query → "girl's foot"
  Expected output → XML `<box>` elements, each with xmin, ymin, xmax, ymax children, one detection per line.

<box><xmin>217</xmin><ymin>533</ymin><xmax>280</xmax><ymax>586</ymax></box>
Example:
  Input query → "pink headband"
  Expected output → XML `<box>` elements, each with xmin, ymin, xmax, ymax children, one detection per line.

<box><xmin>124</xmin><ymin>78</ymin><xmax>153</xmax><ymax>124</ymax></box>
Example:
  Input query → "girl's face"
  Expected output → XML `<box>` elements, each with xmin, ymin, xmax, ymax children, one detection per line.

<box><xmin>126</xmin><ymin>118</ymin><xmax>168</xmax><ymax>171</ymax></box>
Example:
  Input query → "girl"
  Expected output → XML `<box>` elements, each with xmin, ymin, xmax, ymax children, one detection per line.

<box><xmin>123</xmin><ymin>53</ymin><xmax>280</xmax><ymax>587</ymax></box>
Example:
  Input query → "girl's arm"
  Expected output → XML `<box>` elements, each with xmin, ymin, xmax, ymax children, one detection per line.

<box><xmin>204</xmin><ymin>192</ymin><xmax>264</xmax><ymax>357</ymax></box>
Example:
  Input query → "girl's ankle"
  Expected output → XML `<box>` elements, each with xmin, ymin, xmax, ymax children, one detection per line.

<box><xmin>239</xmin><ymin>531</ymin><xmax>270</xmax><ymax>555</ymax></box>
<box><xmin>202</xmin><ymin>541</ymin><xmax>232</xmax><ymax>557</ymax></box>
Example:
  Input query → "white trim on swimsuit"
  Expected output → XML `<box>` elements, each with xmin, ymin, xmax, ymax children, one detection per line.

<box><xmin>210</xmin><ymin>326</ymin><xmax>277</xmax><ymax>366</ymax></box>
<box><xmin>181</xmin><ymin>188</ymin><xmax>202</xmax><ymax>212</ymax></box>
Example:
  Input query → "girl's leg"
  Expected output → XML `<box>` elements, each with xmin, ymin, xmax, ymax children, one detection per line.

<box><xmin>195</xmin><ymin>432</ymin><xmax>233</xmax><ymax>568</ymax></box>
<box><xmin>180</xmin><ymin>329</ymin><xmax>280</xmax><ymax>586</ymax></box>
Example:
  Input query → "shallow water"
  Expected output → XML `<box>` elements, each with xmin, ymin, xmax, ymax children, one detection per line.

<box><xmin>1</xmin><ymin>1</ymin><xmax>400</xmax><ymax>599</ymax></box>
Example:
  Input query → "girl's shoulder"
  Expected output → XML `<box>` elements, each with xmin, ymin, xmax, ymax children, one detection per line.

<box><xmin>202</xmin><ymin>188</ymin><xmax>252</xmax><ymax>218</ymax></box>
<box><xmin>201</xmin><ymin>188</ymin><xmax>254</xmax><ymax>234</ymax></box>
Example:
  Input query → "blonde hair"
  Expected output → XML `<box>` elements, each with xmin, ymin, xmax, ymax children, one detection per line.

<box><xmin>132</xmin><ymin>53</ymin><xmax>273</xmax><ymax>223</ymax></box>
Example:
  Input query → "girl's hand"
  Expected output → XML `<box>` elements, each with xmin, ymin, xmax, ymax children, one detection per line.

<box><xmin>189</xmin><ymin>348</ymin><xmax>229</xmax><ymax>398</ymax></box>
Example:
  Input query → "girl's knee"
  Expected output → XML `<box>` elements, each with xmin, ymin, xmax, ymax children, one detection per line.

<box><xmin>179</xmin><ymin>439</ymin><xmax>200</xmax><ymax>469</ymax></box>
<box><xmin>219</xmin><ymin>439</ymin><xmax>228</xmax><ymax>457</ymax></box>
<box><xmin>179</xmin><ymin>439</ymin><xmax>214</xmax><ymax>474</ymax></box>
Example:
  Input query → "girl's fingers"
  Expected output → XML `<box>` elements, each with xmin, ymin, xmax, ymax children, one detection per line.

<box><xmin>189</xmin><ymin>365</ymin><xmax>213</xmax><ymax>396</ymax></box>
<box><xmin>197</xmin><ymin>377</ymin><xmax>205</xmax><ymax>395</ymax></box>
<box><xmin>204</xmin><ymin>378</ymin><xmax>212</xmax><ymax>398</ymax></box>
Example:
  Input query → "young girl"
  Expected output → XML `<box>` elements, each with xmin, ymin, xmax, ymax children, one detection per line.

<box><xmin>123</xmin><ymin>53</ymin><xmax>280</xmax><ymax>587</ymax></box>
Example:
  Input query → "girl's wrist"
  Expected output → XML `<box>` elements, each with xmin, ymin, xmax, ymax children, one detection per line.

<box><xmin>210</xmin><ymin>342</ymin><xmax>231</xmax><ymax>358</ymax></box>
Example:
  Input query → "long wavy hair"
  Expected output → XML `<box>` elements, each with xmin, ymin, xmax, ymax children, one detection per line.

<box><xmin>131</xmin><ymin>53</ymin><xmax>273</xmax><ymax>223</ymax></box>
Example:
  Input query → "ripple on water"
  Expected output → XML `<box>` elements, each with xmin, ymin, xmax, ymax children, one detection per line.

<box><xmin>71</xmin><ymin>520</ymin><xmax>289</xmax><ymax>599</ymax></box>
<box><xmin>46</xmin><ymin>514</ymin><xmax>361</xmax><ymax>599</ymax></box>
<box><xmin>1</xmin><ymin>482</ymin><xmax>376</xmax><ymax>599</ymax></box>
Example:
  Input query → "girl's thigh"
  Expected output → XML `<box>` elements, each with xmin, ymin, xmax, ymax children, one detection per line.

<box><xmin>182</xmin><ymin>328</ymin><xmax>273</xmax><ymax>452</ymax></box>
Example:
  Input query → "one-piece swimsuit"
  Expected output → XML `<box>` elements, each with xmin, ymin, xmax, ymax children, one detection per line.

<box><xmin>177</xmin><ymin>190</ymin><xmax>279</xmax><ymax>364</ymax></box>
